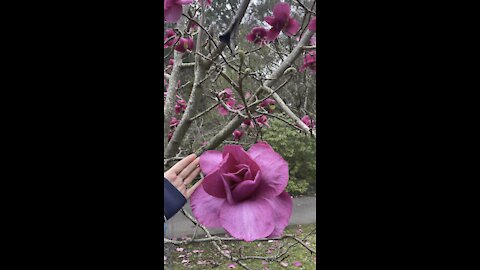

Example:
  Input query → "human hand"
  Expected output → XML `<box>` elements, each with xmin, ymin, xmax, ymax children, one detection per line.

<box><xmin>164</xmin><ymin>154</ymin><xmax>203</xmax><ymax>199</ymax></box>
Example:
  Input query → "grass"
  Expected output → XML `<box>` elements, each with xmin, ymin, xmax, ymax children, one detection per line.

<box><xmin>164</xmin><ymin>223</ymin><xmax>316</xmax><ymax>269</ymax></box>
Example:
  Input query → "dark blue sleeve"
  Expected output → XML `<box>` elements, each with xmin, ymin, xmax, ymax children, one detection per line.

<box><xmin>164</xmin><ymin>178</ymin><xmax>187</xmax><ymax>220</ymax></box>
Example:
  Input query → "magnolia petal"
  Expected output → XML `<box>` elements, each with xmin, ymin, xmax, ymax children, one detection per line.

<box><xmin>285</xmin><ymin>18</ymin><xmax>300</xmax><ymax>36</ymax></box>
<box><xmin>223</xmin><ymin>167</ymin><xmax>248</xmax><ymax>183</ymax></box>
<box><xmin>164</xmin><ymin>4</ymin><xmax>183</xmax><ymax>23</ymax></box>
<box><xmin>186</xmin><ymin>37</ymin><xmax>195</xmax><ymax>50</ymax></box>
<box><xmin>174</xmin><ymin>38</ymin><xmax>187</xmax><ymax>52</ymax></box>
<box><xmin>217</xmin><ymin>105</ymin><xmax>229</xmax><ymax>116</ymax></box>
<box><xmin>202</xmin><ymin>153</ymin><xmax>235</xmax><ymax>198</ymax></box>
<box><xmin>164</xmin><ymin>0</ymin><xmax>173</xmax><ymax>10</ymax></box>
<box><xmin>190</xmin><ymin>185</ymin><xmax>224</xmax><ymax>228</ymax></box>
<box><xmin>273</xmin><ymin>2</ymin><xmax>291</xmax><ymax>18</ymax></box>
<box><xmin>231</xmin><ymin>170</ymin><xmax>262</xmax><ymax>202</ymax></box>
<box><xmin>246</xmin><ymin>32</ymin><xmax>255</xmax><ymax>42</ymax></box>
<box><xmin>219</xmin><ymin>197</ymin><xmax>275</xmax><ymax>241</ymax></box>
<box><xmin>266</xmin><ymin>28</ymin><xmax>281</xmax><ymax>41</ymax></box>
<box><xmin>248</xmin><ymin>142</ymin><xmax>289</xmax><ymax>197</ymax></box>
<box><xmin>223</xmin><ymin>145</ymin><xmax>260</xmax><ymax>173</ymax></box>
<box><xmin>266</xmin><ymin>191</ymin><xmax>293</xmax><ymax>237</ymax></box>
<box><xmin>165</xmin><ymin>28</ymin><xmax>176</xmax><ymax>36</ymax></box>
<box><xmin>264</xmin><ymin>16</ymin><xmax>276</xmax><ymax>27</ymax></box>
<box><xmin>200</xmin><ymin>150</ymin><xmax>223</xmax><ymax>175</ymax></box>
<box><xmin>247</xmin><ymin>27</ymin><xmax>268</xmax><ymax>44</ymax></box>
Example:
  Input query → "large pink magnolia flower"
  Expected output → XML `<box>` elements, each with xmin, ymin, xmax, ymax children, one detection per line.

<box><xmin>164</xmin><ymin>0</ymin><xmax>193</xmax><ymax>23</ymax></box>
<box><xmin>264</xmin><ymin>2</ymin><xmax>300</xmax><ymax>41</ymax></box>
<box><xmin>190</xmin><ymin>143</ymin><xmax>292</xmax><ymax>241</ymax></box>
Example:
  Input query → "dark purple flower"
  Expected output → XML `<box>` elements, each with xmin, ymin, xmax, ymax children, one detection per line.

<box><xmin>233</xmin><ymin>130</ymin><xmax>244</xmax><ymax>141</ymax></box>
<box><xmin>164</xmin><ymin>29</ymin><xmax>178</xmax><ymax>48</ymax></box>
<box><xmin>175</xmin><ymin>99</ymin><xmax>187</xmax><ymax>114</ymax></box>
<box><xmin>246</xmin><ymin>27</ymin><xmax>268</xmax><ymax>45</ymax></box>
<box><xmin>164</xmin><ymin>0</ymin><xmax>193</xmax><ymax>23</ymax></box>
<box><xmin>299</xmin><ymin>51</ymin><xmax>316</xmax><ymax>73</ymax></box>
<box><xmin>170</xmin><ymin>117</ymin><xmax>179</xmax><ymax>128</ymax></box>
<box><xmin>219</xmin><ymin>88</ymin><xmax>234</xmax><ymax>99</ymax></box>
<box><xmin>174</xmin><ymin>37</ymin><xmax>195</xmax><ymax>53</ymax></box>
<box><xmin>256</xmin><ymin>115</ymin><xmax>270</xmax><ymax>127</ymax></box>
<box><xmin>241</xmin><ymin>119</ymin><xmax>254</xmax><ymax>129</ymax></box>
<box><xmin>260</xmin><ymin>98</ymin><xmax>276</xmax><ymax>112</ymax></box>
<box><xmin>264</xmin><ymin>2</ymin><xmax>301</xmax><ymax>41</ymax></box>
<box><xmin>191</xmin><ymin>143</ymin><xmax>292</xmax><ymax>241</ymax></box>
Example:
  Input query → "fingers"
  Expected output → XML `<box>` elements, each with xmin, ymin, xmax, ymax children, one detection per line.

<box><xmin>186</xmin><ymin>179</ymin><xmax>204</xmax><ymax>199</ymax></box>
<box><xmin>170</xmin><ymin>154</ymin><xmax>197</xmax><ymax>174</ymax></box>
<box><xmin>183</xmin><ymin>166</ymin><xmax>201</xmax><ymax>186</ymax></box>
<box><xmin>178</xmin><ymin>157</ymin><xmax>200</xmax><ymax>180</ymax></box>
<box><xmin>165</xmin><ymin>154</ymin><xmax>202</xmax><ymax>198</ymax></box>
<box><xmin>164</xmin><ymin>171</ymin><xmax>176</xmax><ymax>183</ymax></box>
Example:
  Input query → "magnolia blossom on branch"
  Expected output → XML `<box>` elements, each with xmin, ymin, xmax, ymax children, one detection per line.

<box><xmin>190</xmin><ymin>143</ymin><xmax>292</xmax><ymax>241</ymax></box>
<box><xmin>165</xmin><ymin>0</ymin><xmax>252</xmax><ymax>158</ymax></box>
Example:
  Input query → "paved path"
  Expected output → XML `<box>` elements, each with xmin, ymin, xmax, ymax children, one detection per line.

<box><xmin>166</xmin><ymin>196</ymin><xmax>316</xmax><ymax>237</ymax></box>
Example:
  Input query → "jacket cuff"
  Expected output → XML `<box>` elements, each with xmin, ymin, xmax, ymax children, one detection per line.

<box><xmin>164</xmin><ymin>178</ymin><xmax>186</xmax><ymax>220</ymax></box>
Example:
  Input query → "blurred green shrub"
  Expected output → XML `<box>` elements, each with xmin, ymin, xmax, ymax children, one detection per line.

<box><xmin>262</xmin><ymin>118</ymin><xmax>316</xmax><ymax>196</ymax></box>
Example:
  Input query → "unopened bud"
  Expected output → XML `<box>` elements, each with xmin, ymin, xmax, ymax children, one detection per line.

<box><xmin>238</xmin><ymin>50</ymin><xmax>246</xmax><ymax>62</ymax></box>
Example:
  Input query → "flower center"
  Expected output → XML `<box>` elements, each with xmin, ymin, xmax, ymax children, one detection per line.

<box><xmin>222</xmin><ymin>163</ymin><xmax>260</xmax><ymax>203</ymax></box>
